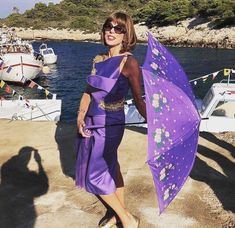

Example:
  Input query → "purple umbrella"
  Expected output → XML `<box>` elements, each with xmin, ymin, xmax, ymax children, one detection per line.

<box><xmin>142</xmin><ymin>33</ymin><xmax>201</xmax><ymax>213</ymax></box>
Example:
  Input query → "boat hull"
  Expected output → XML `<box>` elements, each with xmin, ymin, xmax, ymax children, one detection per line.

<box><xmin>0</xmin><ymin>53</ymin><xmax>42</xmax><ymax>83</ymax></box>
<box><xmin>124</xmin><ymin>103</ymin><xmax>147</xmax><ymax>127</ymax></box>
<box><xmin>124</xmin><ymin>94</ymin><xmax>235</xmax><ymax>132</ymax></box>
<box><xmin>43</xmin><ymin>54</ymin><xmax>57</xmax><ymax>65</ymax></box>
<box><xmin>39</xmin><ymin>44</ymin><xmax>57</xmax><ymax>65</ymax></box>
<box><xmin>0</xmin><ymin>99</ymin><xmax>62</xmax><ymax>121</ymax></box>
<box><xmin>200</xmin><ymin>117</ymin><xmax>235</xmax><ymax>132</ymax></box>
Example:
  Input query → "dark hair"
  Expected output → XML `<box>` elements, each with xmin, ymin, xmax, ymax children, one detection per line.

<box><xmin>101</xmin><ymin>12</ymin><xmax>137</xmax><ymax>53</ymax></box>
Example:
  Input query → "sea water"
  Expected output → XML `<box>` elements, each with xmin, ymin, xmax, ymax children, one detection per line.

<box><xmin>23</xmin><ymin>41</ymin><xmax>235</xmax><ymax>123</ymax></box>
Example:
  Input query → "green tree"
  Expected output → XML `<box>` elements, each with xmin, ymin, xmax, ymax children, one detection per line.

<box><xmin>193</xmin><ymin>0</ymin><xmax>235</xmax><ymax>27</ymax></box>
<box><xmin>134</xmin><ymin>0</ymin><xmax>191</xmax><ymax>26</ymax></box>
<box><xmin>4</xmin><ymin>14</ymin><xmax>28</xmax><ymax>27</ymax></box>
<box><xmin>82</xmin><ymin>0</ymin><xmax>104</xmax><ymax>7</ymax></box>
<box><xmin>34</xmin><ymin>2</ymin><xmax>47</xmax><ymax>11</ymax></box>
<box><xmin>70</xmin><ymin>16</ymin><xmax>95</xmax><ymax>30</ymax></box>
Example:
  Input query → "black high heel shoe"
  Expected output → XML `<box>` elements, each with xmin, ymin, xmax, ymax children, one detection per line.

<box><xmin>98</xmin><ymin>216</ymin><xmax>121</xmax><ymax>228</ymax></box>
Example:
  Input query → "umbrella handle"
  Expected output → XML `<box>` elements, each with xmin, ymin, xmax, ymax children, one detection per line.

<box><xmin>86</xmin><ymin>121</ymin><xmax>147</xmax><ymax>130</ymax></box>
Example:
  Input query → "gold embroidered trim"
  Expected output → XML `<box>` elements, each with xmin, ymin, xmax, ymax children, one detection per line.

<box><xmin>91</xmin><ymin>55</ymin><xmax>106</xmax><ymax>75</ymax></box>
<box><xmin>91</xmin><ymin>66</ymin><xmax>96</xmax><ymax>75</ymax></box>
<box><xmin>94</xmin><ymin>55</ymin><xmax>105</xmax><ymax>63</ymax></box>
<box><xmin>99</xmin><ymin>98</ymin><xmax>125</xmax><ymax>112</ymax></box>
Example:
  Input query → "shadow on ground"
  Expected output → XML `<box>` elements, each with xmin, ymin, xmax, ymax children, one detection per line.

<box><xmin>190</xmin><ymin>141</ymin><xmax>235</xmax><ymax>212</ymax></box>
<box><xmin>200</xmin><ymin>132</ymin><xmax>235</xmax><ymax>158</ymax></box>
<box><xmin>0</xmin><ymin>146</ymin><xmax>49</xmax><ymax>227</ymax></box>
<box><xmin>125</xmin><ymin>126</ymin><xmax>147</xmax><ymax>135</ymax></box>
<box><xmin>55</xmin><ymin>121</ymin><xmax>77</xmax><ymax>179</ymax></box>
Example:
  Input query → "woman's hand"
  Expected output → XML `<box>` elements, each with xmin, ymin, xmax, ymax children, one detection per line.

<box><xmin>77</xmin><ymin>118</ymin><xmax>91</xmax><ymax>137</ymax></box>
<box><xmin>76</xmin><ymin>92</ymin><xmax>92</xmax><ymax>137</ymax></box>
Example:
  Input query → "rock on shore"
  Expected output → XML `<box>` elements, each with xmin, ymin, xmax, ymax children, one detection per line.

<box><xmin>135</xmin><ymin>18</ymin><xmax>235</xmax><ymax>49</ymax></box>
<box><xmin>15</xmin><ymin>18</ymin><xmax>235</xmax><ymax>49</ymax></box>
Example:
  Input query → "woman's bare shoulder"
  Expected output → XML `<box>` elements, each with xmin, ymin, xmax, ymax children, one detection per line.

<box><xmin>125</xmin><ymin>55</ymin><xmax>140</xmax><ymax>69</ymax></box>
<box><xmin>122</xmin><ymin>55</ymin><xmax>141</xmax><ymax>78</ymax></box>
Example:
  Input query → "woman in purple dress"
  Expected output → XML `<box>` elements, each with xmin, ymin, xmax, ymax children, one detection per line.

<box><xmin>76</xmin><ymin>12</ymin><xmax>146</xmax><ymax>228</ymax></box>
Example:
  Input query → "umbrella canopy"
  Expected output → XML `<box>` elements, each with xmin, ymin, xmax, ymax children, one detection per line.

<box><xmin>142</xmin><ymin>33</ymin><xmax>201</xmax><ymax>213</ymax></box>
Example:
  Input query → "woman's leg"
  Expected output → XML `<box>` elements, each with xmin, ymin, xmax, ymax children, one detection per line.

<box><xmin>100</xmin><ymin>167</ymin><xmax>132</xmax><ymax>227</ymax></box>
<box><xmin>115</xmin><ymin>165</ymin><xmax>125</xmax><ymax>208</ymax></box>
<box><xmin>99</xmin><ymin>193</ymin><xmax>138</xmax><ymax>228</ymax></box>
<box><xmin>102</xmin><ymin>169</ymin><xmax>126</xmax><ymax>225</ymax></box>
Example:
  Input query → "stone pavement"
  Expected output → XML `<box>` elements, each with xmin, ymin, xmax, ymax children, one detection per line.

<box><xmin>0</xmin><ymin>120</ymin><xmax>234</xmax><ymax>227</ymax></box>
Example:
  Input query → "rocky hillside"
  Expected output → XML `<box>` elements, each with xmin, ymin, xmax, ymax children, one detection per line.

<box><xmin>1</xmin><ymin>0</ymin><xmax>234</xmax><ymax>31</ymax></box>
<box><xmin>15</xmin><ymin>17</ymin><xmax>235</xmax><ymax>49</ymax></box>
<box><xmin>1</xmin><ymin>0</ymin><xmax>234</xmax><ymax>48</ymax></box>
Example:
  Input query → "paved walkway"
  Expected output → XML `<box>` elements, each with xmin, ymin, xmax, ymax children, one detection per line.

<box><xmin>0</xmin><ymin>120</ymin><xmax>234</xmax><ymax>227</ymax></box>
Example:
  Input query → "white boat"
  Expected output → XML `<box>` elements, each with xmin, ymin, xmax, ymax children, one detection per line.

<box><xmin>0</xmin><ymin>43</ymin><xmax>43</xmax><ymax>83</ymax></box>
<box><xmin>0</xmin><ymin>73</ymin><xmax>61</xmax><ymax>122</ymax></box>
<box><xmin>197</xmin><ymin>82</ymin><xmax>235</xmax><ymax>132</ymax></box>
<box><xmin>0</xmin><ymin>98</ymin><xmax>62</xmax><ymax>121</ymax></box>
<box><xmin>39</xmin><ymin>43</ymin><xmax>57</xmax><ymax>65</ymax></box>
<box><xmin>124</xmin><ymin>69</ymin><xmax>235</xmax><ymax>133</ymax></box>
<box><xmin>124</xmin><ymin>96</ymin><xmax>147</xmax><ymax>128</ymax></box>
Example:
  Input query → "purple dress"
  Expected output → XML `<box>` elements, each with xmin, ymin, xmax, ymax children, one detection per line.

<box><xmin>75</xmin><ymin>55</ymin><xmax>130</xmax><ymax>195</ymax></box>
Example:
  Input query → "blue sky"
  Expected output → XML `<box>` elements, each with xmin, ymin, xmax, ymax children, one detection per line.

<box><xmin>0</xmin><ymin>0</ymin><xmax>62</xmax><ymax>19</ymax></box>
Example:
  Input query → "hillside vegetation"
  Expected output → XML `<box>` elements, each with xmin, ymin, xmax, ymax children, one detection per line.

<box><xmin>1</xmin><ymin>0</ymin><xmax>234</xmax><ymax>31</ymax></box>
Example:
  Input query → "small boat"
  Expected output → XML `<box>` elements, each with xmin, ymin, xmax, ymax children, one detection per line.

<box><xmin>124</xmin><ymin>69</ymin><xmax>235</xmax><ymax>133</ymax></box>
<box><xmin>0</xmin><ymin>42</ymin><xmax>43</xmax><ymax>83</ymax></box>
<box><xmin>0</xmin><ymin>78</ymin><xmax>62</xmax><ymax>121</ymax></box>
<box><xmin>0</xmin><ymin>98</ymin><xmax>62</xmax><ymax>121</ymax></box>
<box><xmin>39</xmin><ymin>43</ymin><xmax>57</xmax><ymax>65</ymax></box>
<box><xmin>197</xmin><ymin>82</ymin><xmax>235</xmax><ymax>132</ymax></box>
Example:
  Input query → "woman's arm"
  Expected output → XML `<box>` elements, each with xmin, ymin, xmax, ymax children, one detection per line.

<box><xmin>122</xmin><ymin>56</ymin><xmax>147</xmax><ymax>120</ymax></box>
<box><xmin>77</xmin><ymin>89</ymin><xmax>91</xmax><ymax>137</ymax></box>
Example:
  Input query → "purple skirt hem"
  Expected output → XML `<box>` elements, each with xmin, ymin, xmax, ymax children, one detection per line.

<box><xmin>75</xmin><ymin>183</ymin><xmax>117</xmax><ymax>195</ymax></box>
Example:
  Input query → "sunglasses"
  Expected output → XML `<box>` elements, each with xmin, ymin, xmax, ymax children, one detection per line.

<box><xmin>102</xmin><ymin>23</ymin><xmax>126</xmax><ymax>34</ymax></box>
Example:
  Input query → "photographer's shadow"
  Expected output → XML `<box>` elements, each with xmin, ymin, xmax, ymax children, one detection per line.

<box><xmin>55</xmin><ymin>122</ymin><xmax>77</xmax><ymax>179</ymax></box>
<box><xmin>0</xmin><ymin>147</ymin><xmax>49</xmax><ymax>227</ymax></box>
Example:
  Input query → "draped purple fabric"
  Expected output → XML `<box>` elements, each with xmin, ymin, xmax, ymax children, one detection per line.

<box><xmin>75</xmin><ymin>55</ymin><xmax>129</xmax><ymax>194</ymax></box>
<box><xmin>142</xmin><ymin>33</ymin><xmax>201</xmax><ymax>213</ymax></box>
